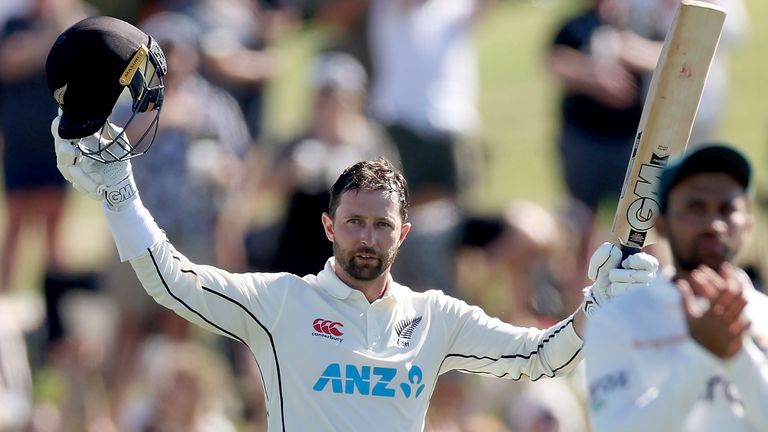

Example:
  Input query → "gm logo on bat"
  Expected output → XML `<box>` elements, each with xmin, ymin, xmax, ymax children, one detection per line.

<box><xmin>313</xmin><ymin>363</ymin><xmax>426</xmax><ymax>399</ymax></box>
<box><xmin>624</xmin><ymin>152</ymin><xmax>668</xmax><ymax>243</ymax></box>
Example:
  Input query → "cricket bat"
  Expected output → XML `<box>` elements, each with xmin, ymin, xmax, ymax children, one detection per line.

<box><xmin>611</xmin><ymin>0</ymin><xmax>727</xmax><ymax>255</ymax></box>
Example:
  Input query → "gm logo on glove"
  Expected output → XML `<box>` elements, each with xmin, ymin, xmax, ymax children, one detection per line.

<box><xmin>106</xmin><ymin>183</ymin><xmax>136</xmax><ymax>207</ymax></box>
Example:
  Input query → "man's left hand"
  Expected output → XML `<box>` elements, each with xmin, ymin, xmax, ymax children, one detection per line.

<box><xmin>583</xmin><ymin>242</ymin><xmax>659</xmax><ymax>316</ymax></box>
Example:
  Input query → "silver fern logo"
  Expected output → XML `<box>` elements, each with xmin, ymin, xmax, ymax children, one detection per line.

<box><xmin>395</xmin><ymin>316</ymin><xmax>422</xmax><ymax>347</ymax></box>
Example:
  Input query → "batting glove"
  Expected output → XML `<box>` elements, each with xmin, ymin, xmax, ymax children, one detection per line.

<box><xmin>582</xmin><ymin>242</ymin><xmax>659</xmax><ymax>317</ymax></box>
<box><xmin>52</xmin><ymin>115</ymin><xmax>138</xmax><ymax>212</ymax></box>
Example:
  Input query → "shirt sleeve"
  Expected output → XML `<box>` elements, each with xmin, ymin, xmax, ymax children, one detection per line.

<box><xmin>130</xmin><ymin>239</ymin><xmax>291</xmax><ymax>345</ymax></box>
<box><xmin>584</xmin><ymin>307</ymin><xmax>721</xmax><ymax>432</ymax></box>
<box><xmin>105</xmin><ymin>198</ymin><xmax>289</xmax><ymax>345</ymax></box>
<box><xmin>437</xmin><ymin>293</ymin><xmax>583</xmax><ymax>381</ymax></box>
<box><xmin>103</xmin><ymin>198</ymin><xmax>166</xmax><ymax>261</ymax></box>
<box><xmin>724</xmin><ymin>333</ymin><xmax>768</xmax><ymax>429</ymax></box>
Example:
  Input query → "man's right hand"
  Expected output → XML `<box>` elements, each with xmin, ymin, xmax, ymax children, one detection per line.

<box><xmin>679</xmin><ymin>264</ymin><xmax>751</xmax><ymax>359</ymax></box>
<box><xmin>51</xmin><ymin>115</ymin><xmax>138</xmax><ymax>211</ymax></box>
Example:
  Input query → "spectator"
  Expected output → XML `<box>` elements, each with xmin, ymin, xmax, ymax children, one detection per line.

<box><xmin>507</xmin><ymin>378</ymin><xmax>588</xmax><ymax>432</ymax></box>
<box><xmin>455</xmin><ymin>203</ymin><xmax>592</xmax><ymax>432</ymax></box>
<box><xmin>0</xmin><ymin>294</ymin><xmax>40</xmax><ymax>430</ymax></box>
<box><xmin>0</xmin><ymin>2</ymin><xmax>108</xmax><ymax>390</ymax></box>
<box><xmin>368</xmin><ymin>0</ymin><xmax>490</xmax><ymax>206</ymax></box>
<box><xmin>127</xmin><ymin>10</ymin><xmax>251</xmax><ymax>263</ymax></box>
<box><xmin>119</xmin><ymin>338</ymin><xmax>240</xmax><ymax>432</ymax></box>
<box><xmin>546</xmin><ymin>0</ymin><xmax>656</xmax><ymax>278</ymax></box>
<box><xmin>310</xmin><ymin>0</ymin><xmax>373</xmax><ymax>75</ymax></box>
<box><xmin>142</xmin><ymin>0</ymin><xmax>282</xmax><ymax>141</ymax></box>
<box><xmin>624</xmin><ymin>0</ymin><xmax>750</xmax><ymax>146</ymax></box>
<box><xmin>0</xmin><ymin>0</ymin><xmax>87</xmax><ymax>292</ymax></box>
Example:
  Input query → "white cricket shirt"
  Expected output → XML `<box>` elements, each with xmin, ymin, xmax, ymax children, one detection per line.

<box><xmin>584</xmin><ymin>274</ymin><xmax>768</xmax><ymax>432</ymax></box>
<box><xmin>106</xmin><ymin>200</ymin><xmax>584</xmax><ymax>432</ymax></box>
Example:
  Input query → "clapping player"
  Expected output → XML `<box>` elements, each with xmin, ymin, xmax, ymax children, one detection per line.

<box><xmin>585</xmin><ymin>144</ymin><xmax>768</xmax><ymax>432</ymax></box>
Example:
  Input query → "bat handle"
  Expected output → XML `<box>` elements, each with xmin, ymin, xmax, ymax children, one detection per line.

<box><xmin>620</xmin><ymin>244</ymin><xmax>642</xmax><ymax>260</ymax></box>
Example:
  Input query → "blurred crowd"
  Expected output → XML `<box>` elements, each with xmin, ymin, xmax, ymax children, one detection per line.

<box><xmin>0</xmin><ymin>0</ymin><xmax>763</xmax><ymax>431</ymax></box>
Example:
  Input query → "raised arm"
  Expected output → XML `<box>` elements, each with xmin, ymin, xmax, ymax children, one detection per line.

<box><xmin>438</xmin><ymin>242</ymin><xmax>657</xmax><ymax>380</ymax></box>
<box><xmin>437</xmin><ymin>292</ymin><xmax>584</xmax><ymax>380</ymax></box>
<box><xmin>51</xmin><ymin>115</ymin><xmax>287</xmax><ymax>344</ymax></box>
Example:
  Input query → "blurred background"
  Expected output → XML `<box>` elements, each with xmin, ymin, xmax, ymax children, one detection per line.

<box><xmin>0</xmin><ymin>0</ymin><xmax>765</xmax><ymax>430</ymax></box>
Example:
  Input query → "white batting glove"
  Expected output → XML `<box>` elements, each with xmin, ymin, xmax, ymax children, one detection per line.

<box><xmin>52</xmin><ymin>115</ymin><xmax>138</xmax><ymax>211</ymax></box>
<box><xmin>582</xmin><ymin>242</ymin><xmax>659</xmax><ymax>317</ymax></box>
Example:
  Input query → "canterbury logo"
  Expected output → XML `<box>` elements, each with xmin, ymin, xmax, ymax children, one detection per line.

<box><xmin>313</xmin><ymin>319</ymin><xmax>344</xmax><ymax>337</ymax></box>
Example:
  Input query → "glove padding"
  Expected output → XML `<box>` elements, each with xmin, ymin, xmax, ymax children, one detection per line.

<box><xmin>583</xmin><ymin>242</ymin><xmax>659</xmax><ymax>317</ymax></box>
<box><xmin>52</xmin><ymin>115</ymin><xmax>138</xmax><ymax>211</ymax></box>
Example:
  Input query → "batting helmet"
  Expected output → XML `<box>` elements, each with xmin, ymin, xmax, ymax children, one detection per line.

<box><xmin>46</xmin><ymin>16</ymin><xmax>167</xmax><ymax>162</ymax></box>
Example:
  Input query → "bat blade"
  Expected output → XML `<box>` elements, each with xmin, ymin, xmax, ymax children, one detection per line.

<box><xmin>611</xmin><ymin>0</ymin><xmax>727</xmax><ymax>252</ymax></box>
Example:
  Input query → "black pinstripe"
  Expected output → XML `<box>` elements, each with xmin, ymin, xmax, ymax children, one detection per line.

<box><xmin>441</xmin><ymin>318</ymin><xmax>581</xmax><ymax>380</ymax></box>
<box><xmin>149</xmin><ymin>248</ymin><xmax>286</xmax><ymax>432</ymax></box>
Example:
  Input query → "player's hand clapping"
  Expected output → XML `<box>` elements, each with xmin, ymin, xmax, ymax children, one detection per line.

<box><xmin>678</xmin><ymin>263</ymin><xmax>751</xmax><ymax>359</ymax></box>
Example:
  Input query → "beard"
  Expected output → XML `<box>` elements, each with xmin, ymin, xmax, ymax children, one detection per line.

<box><xmin>668</xmin><ymin>233</ymin><xmax>735</xmax><ymax>272</ymax></box>
<box><xmin>334</xmin><ymin>243</ymin><xmax>399</xmax><ymax>282</ymax></box>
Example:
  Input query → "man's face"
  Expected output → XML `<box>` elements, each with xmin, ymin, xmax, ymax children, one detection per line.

<box><xmin>322</xmin><ymin>189</ymin><xmax>410</xmax><ymax>282</ymax></box>
<box><xmin>657</xmin><ymin>172</ymin><xmax>751</xmax><ymax>272</ymax></box>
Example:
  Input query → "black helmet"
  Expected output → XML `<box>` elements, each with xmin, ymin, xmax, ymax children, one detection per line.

<box><xmin>46</xmin><ymin>16</ymin><xmax>167</xmax><ymax>161</ymax></box>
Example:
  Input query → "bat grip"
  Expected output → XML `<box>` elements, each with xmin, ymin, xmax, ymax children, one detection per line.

<box><xmin>620</xmin><ymin>244</ymin><xmax>642</xmax><ymax>260</ymax></box>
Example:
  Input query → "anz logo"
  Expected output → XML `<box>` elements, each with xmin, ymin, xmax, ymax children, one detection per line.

<box><xmin>313</xmin><ymin>363</ymin><xmax>426</xmax><ymax>399</ymax></box>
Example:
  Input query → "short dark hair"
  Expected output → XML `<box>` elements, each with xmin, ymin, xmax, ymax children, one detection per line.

<box><xmin>658</xmin><ymin>144</ymin><xmax>751</xmax><ymax>214</ymax></box>
<box><xmin>329</xmin><ymin>158</ymin><xmax>409</xmax><ymax>221</ymax></box>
